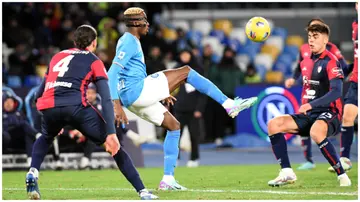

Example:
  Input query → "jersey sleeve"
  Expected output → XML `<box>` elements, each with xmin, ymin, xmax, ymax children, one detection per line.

<box><xmin>326</xmin><ymin>60</ymin><xmax>344</xmax><ymax>80</ymax></box>
<box><xmin>91</xmin><ymin>59</ymin><xmax>108</xmax><ymax>81</ymax></box>
<box><xmin>107</xmin><ymin>36</ymin><xmax>137</xmax><ymax>100</ymax></box>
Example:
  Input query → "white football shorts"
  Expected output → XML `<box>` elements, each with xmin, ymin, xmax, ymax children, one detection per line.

<box><xmin>127</xmin><ymin>72</ymin><xmax>170</xmax><ymax>126</ymax></box>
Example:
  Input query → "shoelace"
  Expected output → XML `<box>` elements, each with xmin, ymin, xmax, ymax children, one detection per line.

<box><xmin>228</xmin><ymin>97</ymin><xmax>245</xmax><ymax>115</ymax></box>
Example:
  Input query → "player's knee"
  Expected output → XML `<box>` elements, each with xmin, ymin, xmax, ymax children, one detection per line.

<box><xmin>342</xmin><ymin>115</ymin><xmax>355</xmax><ymax>126</ymax></box>
<box><xmin>267</xmin><ymin>117</ymin><xmax>283</xmax><ymax>135</ymax></box>
<box><xmin>182</xmin><ymin>65</ymin><xmax>191</xmax><ymax>72</ymax></box>
<box><xmin>168</xmin><ymin>119</ymin><xmax>180</xmax><ymax>131</ymax></box>
<box><xmin>310</xmin><ymin>124</ymin><xmax>327</xmax><ymax>144</ymax></box>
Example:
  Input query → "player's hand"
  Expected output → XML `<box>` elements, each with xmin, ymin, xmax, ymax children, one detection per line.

<box><xmin>298</xmin><ymin>103</ymin><xmax>312</xmax><ymax>114</ymax></box>
<box><xmin>163</xmin><ymin>95</ymin><xmax>177</xmax><ymax>106</ymax></box>
<box><xmin>285</xmin><ymin>78</ymin><xmax>296</xmax><ymax>88</ymax></box>
<box><xmin>194</xmin><ymin>111</ymin><xmax>202</xmax><ymax>118</ymax></box>
<box><xmin>113</xmin><ymin>100</ymin><xmax>128</xmax><ymax>128</ymax></box>
<box><xmin>104</xmin><ymin>133</ymin><xmax>120</xmax><ymax>156</ymax></box>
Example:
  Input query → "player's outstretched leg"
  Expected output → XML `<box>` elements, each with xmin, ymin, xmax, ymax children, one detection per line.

<box><xmin>112</xmin><ymin>147</ymin><xmax>158</xmax><ymax>199</ymax></box>
<box><xmin>297</xmin><ymin>136</ymin><xmax>316</xmax><ymax>170</ymax></box>
<box><xmin>311</xmin><ymin>120</ymin><xmax>351</xmax><ymax>186</ymax></box>
<box><xmin>267</xmin><ymin>115</ymin><xmax>298</xmax><ymax>187</ymax></box>
<box><xmin>163</xmin><ymin>66</ymin><xmax>257</xmax><ymax>118</ymax></box>
<box><xmin>26</xmin><ymin>134</ymin><xmax>54</xmax><ymax>199</ymax></box>
<box><xmin>158</xmin><ymin>112</ymin><xmax>187</xmax><ymax>191</ymax></box>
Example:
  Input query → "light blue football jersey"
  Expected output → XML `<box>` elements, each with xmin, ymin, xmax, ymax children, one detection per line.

<box><xmin>108</xmin><ymin>32</ymin><xmax>147</xmax><ymax>107</ymax></box>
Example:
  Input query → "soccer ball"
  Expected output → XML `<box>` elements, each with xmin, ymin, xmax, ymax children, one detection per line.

<box><xmin>245</xmin><ymin>17</ymin><xmax>271</xmax><ymax>42</ymax></box>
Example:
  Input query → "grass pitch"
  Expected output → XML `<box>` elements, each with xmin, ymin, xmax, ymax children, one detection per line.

<box><xmin>2</xmin><ymin>163</ymin><xmax>358</xmax><ymax>200</ymax></box>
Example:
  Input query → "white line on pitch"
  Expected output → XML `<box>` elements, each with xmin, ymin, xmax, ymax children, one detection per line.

<box><xmin>3</xmin><ymin>188</ymin><xmax>357</xmax><ymax>196</ymax></box>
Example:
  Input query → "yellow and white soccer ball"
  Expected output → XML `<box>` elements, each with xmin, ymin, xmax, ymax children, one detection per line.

<box><xmin>245</xmin><ymin>17</ymin><xmax>271</xmax><ymax>42</ymax></box>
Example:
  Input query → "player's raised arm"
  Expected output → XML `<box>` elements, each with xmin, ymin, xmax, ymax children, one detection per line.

<box><xmin>285</xmin><ymin>50</ymin><xmax>303</xmax><ymax>88</ymax></box>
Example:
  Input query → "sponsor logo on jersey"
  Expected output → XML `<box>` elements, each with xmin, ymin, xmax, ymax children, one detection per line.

<box><xmin>303</xmin><ymin>89</ymin><xmax>316</xmax><ymax>99</ymax></box>
<box><xmin>45</xmin><ymin>81</ymin><xmax>73</xmax><ymax>90</ymax></box>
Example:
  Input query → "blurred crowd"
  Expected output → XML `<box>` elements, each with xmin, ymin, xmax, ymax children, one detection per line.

<box><xmin>2</xmin><ymin>2</ymin><xmax>265</xmax><ymax>87</ymax></box>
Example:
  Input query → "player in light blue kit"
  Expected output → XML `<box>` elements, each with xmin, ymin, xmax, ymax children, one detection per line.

<box><xmin>108</xmin><ymin>7</ymin><xmax>258</xmax><ymax>190</ymax></box>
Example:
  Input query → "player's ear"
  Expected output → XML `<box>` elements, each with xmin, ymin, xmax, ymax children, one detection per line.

<box><xmin>133</xmin><ymin>21</ymin><xmax>139</xmax><ymax>27</ymax></box>
<box><xmin>92</xmin><ymin>39</ymin><xmax>97</xmax><ymax>51</ymax></box>
<box><xmin>324</xmin><ymin>34</ymin><xmax>329</xmax><ymax>44</ymax></box>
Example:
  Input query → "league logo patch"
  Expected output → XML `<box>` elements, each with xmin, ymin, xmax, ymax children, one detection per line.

<box><xmin>151</xmin><ymin>73</ymin><xmax>159</xmax><ymax>78</ymax></box>
<box><xmin>118</xmin><ymin>51</ymin><xmax>126</xmax><ymax>60</ymax></box>
<box><xmin>317</xmin><ymin>66</ymin><xmax>322</xmax><ymax>73</ymax></box>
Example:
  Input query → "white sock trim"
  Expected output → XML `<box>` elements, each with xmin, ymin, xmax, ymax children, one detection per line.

<box><xmin>222</xmin><ymin>98</ymin><xmax>234</xmax><ymax>109</ymax></box>
<box><xmin>281</xmin><ymin>167</ymin><xmax>294</xmax><ymax>174</ymax></box>
<box><xmin>162</xmin><ymin>175</ymin><xmax>175</xmax><ymax>182</ymax></box>
<box><xmin>338</xmin><ymin>173</ymin><xmax>347</xmax><ymax>178</ymax></box>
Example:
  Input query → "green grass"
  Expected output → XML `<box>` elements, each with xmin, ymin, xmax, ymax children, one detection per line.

<box><xmin>2</xmin><ymin>163</ymin><xmax>358</xmax><ymax>200</ymax></box>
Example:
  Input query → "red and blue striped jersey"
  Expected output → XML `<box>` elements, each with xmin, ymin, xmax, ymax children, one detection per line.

<box><xmin>299</xmin><ymin>49</ymin><xmax>344</xmax><ymax>119</ymax></box>
<box><xmin>36</xmin><ymin>48</ymin><xmax>107</xmax><ymax>110</ymax></box>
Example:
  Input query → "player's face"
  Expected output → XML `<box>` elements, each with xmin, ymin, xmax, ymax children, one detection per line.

<box><xmin>356</xmin><ymin>3</ymin><xmax>358</xmax><ymax>11</ymax></box>
<box><xmin>138</xmin><ymin>12</ymin><xmax>149</xmax><ymax>36</ymax></box>
<box><xmin>86</xmin><ymin>89</ymin><xmax>97</xmax><ymax>103</ymax></box>
<box><xmin>308</xmin><ymin>31</ymin><xmax>328</xmax><ymax>54</ymax></box>
<box><xmin>4</xmin><ymin>98</ymin><xmax>15</xmax><ymax>112</ymax></box>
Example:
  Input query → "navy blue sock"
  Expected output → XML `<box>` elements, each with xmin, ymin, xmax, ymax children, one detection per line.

<box><xmin>163</xmin><ymin>130</ymin><xmax>180</xmax><ymax>176</ymax></box>
<box><xmin>301</xmin><ymin>137</ymin><xmax>313</xmax><ymax>163</ymax></box>
<box><xmin>270</xmin><ymin>133</ymin><xmax>291</xmax><ymax>168</ymax></box>
<box><xmin>340</xmin><ymin>126</ymin><xmax>354</xmax><ymax>159</ymax></box>
<box><xmin>187</xmin><ymin>68</ymin><xmax>228</xmax><ymax>105</ymax></box>
<box><xmin>30</xmin><ymin>135</ymin><xmax>53</xmax><ymax>171</ymax></box>
<box><xmin>113</xmin><ymin>147</ymin><xmax>145</xmax><ymax>192</ymax></box>
<box><xmin>318</xmin><ymin>138</ymin><xmax>345</xmax><ymax>176</ymax></box>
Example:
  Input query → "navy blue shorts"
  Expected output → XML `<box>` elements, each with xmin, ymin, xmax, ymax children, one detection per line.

<box><xmin>41</xmin><ymin>105</ymin><xmax>107</xmax><ymax>145</ymax></box>
<box><xmin>344</xmin><ymin>81</ymin><xmax>358</xmax><ymax>106</ymax></box>
<box><xmin>290</xmin><ymin>110</ymin><xmax>340</xmax><ymax>137</ymax></box>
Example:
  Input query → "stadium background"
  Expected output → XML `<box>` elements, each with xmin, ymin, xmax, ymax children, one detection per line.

<box><xmin>2</xmin><ymin>2</ymin><xmax>358</xmax><ymax>170</ymax></box>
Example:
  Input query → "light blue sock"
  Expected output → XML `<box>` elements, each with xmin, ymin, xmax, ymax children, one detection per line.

<box><xmin>163</xmin><ymin>130</ymin><xmax>180</xmax><ymax>176</ymax></box>
<box><xmin>187</xmin><ymin>68</ymin><xmax>228</xmax><ymax>105</ymax></box>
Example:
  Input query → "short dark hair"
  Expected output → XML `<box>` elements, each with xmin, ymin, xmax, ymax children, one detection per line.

<box><xmin>73</xmin><ymin>25</ymin><xmax>97</xmax><ymax>49</ymax></box>
<box><xmin>306</xmin><ymin>23</ymin><xmax>330</xmax><ymax>36</ymax></box>
<box><xmin>307</xmin><ymin>18</ymin><xmax>325</xmax><ymax>27</ymax></box>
